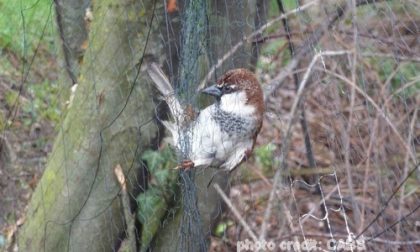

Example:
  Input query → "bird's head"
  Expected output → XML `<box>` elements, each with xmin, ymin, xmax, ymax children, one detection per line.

<box><xmin>201</xmin><ymin>68</ymin><xmax>264</xmax><ymax>117</ymax></box>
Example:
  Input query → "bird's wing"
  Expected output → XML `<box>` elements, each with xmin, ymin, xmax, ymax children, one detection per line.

<box><xmin>147</xmin><ymin>63</ymin><xmax>183</xmax><ymax>119</ymax></box>
<box><xmin>223</xmin><ymin>142</ymin><xmax>253</xmax><ymax>171</ymax></box>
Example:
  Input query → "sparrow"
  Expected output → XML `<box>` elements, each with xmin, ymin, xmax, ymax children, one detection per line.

<box><xmin>147</xmin><ymin>63</ymin><xmax>264</xmax><ymax>171</ymax></box>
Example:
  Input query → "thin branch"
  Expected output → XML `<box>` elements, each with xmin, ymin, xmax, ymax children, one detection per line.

<box><xmin>276</xmin><ymin>0</ymin><xmax>317</xmax><ymax>172</ymax></box>
<box><xmin>360</xmin><ymin>112</ymin><xmax>379</xmax><ymax>230</ymax></box>
<box><xmin>252</xmin><ymin>32</ymin><xmax>300</xmax><ymax>43</ymax></box>
<box><xmin>114</xmin><ymin>164</ymin><xmax>137</xmax><ymax>252</ymax></box>
<box><xmin>259</xmin><ymin>50</ymin><xmax>351</xmax><ymax>242</ymax></box>
<box><xmin>365</xmin><ymin>201</ymin><xmax>420</xmax><ymax>241</ymax></box>
<box><xmin>360</xmin><ymin>52</ymin><xmax>420</xmax><ymax>62</ymax></box>
<box><xmin>385</xmin><ymin>76</ymin><xmax>420</xmax><ymax>104</ymax></box>
<box><xmin>319</xmin><ymin>67</ymin><xmax>417</xmax><ymax>163</ymax></box>
<box><xmin>197</xmin><ymin>0</ymin><xmax>319</xmax><ymax>90</ymax></box>
<box><xmin>343</xmin><ymin>0</ymin><xmax>361</xmax><ymax>228</ymax></box>
<box><xmin>396</xmin><ymin>108</ymin><xmax>417</xmax><ymax>240</ymax></box>
<box><xmin>300</xmin><ymin>183</ymin><xmax>340</xmax><ymax>225</ymax></box>
<box><xmin>263</xmin><ymin>0</ymin><xmax>386</xmax><ymax>98</ymax></box>
<box><xmin>213</xmin><ymin>184</ymin><xmax>258</xmax><ymax>242</ymax></box>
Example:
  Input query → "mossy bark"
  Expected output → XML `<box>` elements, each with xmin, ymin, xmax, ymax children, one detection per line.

<box><xmin>55</xmin><ymin>0</ymin><xmax>90</xmax><ymax>86</ymax></box>
<box><xmin>18</xmin><ymin>0</ymin><xmax>163</xmax><ymax>251</ymax></box>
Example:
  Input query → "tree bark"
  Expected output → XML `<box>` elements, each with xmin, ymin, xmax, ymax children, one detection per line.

<box><xmin>54</xmin><ymin>0</ymin><xmax>90</xmax><ymax>86</ymax></box>
<box><xmin>18</xmin><ymin>0</ymin><xmax>162</xmax><ymax>251</ymax></box>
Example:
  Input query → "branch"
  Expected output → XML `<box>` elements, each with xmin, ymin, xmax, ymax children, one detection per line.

<box><xmin>319</xmin><ymin>67</ymin><xmax>416</xmax><ymax>163</ymax></box>
<box><xmin>197</xmin><ymin>0</ymin><xmax>319</xmax><ymax>90</ymax></box>
<box><xmin>360</xmin><ymin>52</ymin><xmax>420</xmax><ymax>62</ymax></box>
<box><xmin>259</xmin><ymin>50</ymin><xmax>351</xmax><ymax>242</ymax></box>
<box><xmin>213</xmin><ymin>184</ymin><xmax>258</xmax><ymax>242</ymax></box>
<box><xmin>114</xmin><ymin>164</ymin><xmax>137</xmax><ymax>252</ymax></box>
<box><xmin>263</xmin><ymin>0</ymin><xmax>387</xmax><ymax>98</ymax></box>
<box><xmin>276</xmin><ymin>0</ymin><xmax>317</xmax><ymax>181</ymax></box>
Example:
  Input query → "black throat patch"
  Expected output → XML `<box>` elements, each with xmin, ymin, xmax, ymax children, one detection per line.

<box><xmin>212</xmin><ymin>107</ymin><xmax>253</xmax><ymax>137</ymax></box>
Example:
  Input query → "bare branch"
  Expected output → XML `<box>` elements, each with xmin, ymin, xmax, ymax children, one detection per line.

<box><xmin>396</xmin><ymin>108</ymin><xmax>418</xmax><ymax>240</ymax></box>
<box><xmin>259</xmin><ymin>50</ymin><xmax>351</xmax><ymax>242</ymax></box>
<box><xmin>197</xmin><ymin>0</ymin><xmax>319</xmax><ymax>90</ymax></box>
<box><xmin>213</xmin><ymin>183</ymin><xmax>258</xmax><ymax>242</ymax></box>
<box><xmin>318</xmin><ymin>67</ymin><xmax>417</xmax><ymax>163</ymax></box>
<box><xmin>360</xmin><ymin>52</ymin><xmax>420</xmax><ymax>62</ymax></box>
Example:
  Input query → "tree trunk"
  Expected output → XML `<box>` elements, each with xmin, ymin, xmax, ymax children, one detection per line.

<box><xmin>18</xmin><ymin>0</ymin><xmax>162</xmax><ymax>251</ymax></box>
<box><xmin>54</xmin><ymin>0</ymin><xmax>90</xmax><ymax>86</ymax></box>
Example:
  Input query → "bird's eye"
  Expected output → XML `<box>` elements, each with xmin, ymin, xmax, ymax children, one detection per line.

<box><xmin>224</xmin><ymin>86</ymin><xmax>232</xmax><ymax>92</ymax></box>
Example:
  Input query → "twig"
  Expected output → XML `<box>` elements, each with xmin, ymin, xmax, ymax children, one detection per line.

<box><xmin>299</xmin><ymin>184</ymin><xmax>340</xmax><ymax>225</ymax></box>
<box><xmin>197</xmin><ymin>0</ymin><xmax>319</xmax><ymax>90</ymax></box>
<box><xmin>318</xmin><ymin>67</ymin><xmax>417</xmax><ymax>163</ymax></box>
<box><xmin>263</xmin><ymin>0</ymin><xmax>387</xmax><ymax>99</ymax></box>
<box><xmin>360</xmin><ymin>62</ymin><xmax>406</xmax><ymax>231</ymax></box>
<box><xmin>341</xmin><ymin>0</ymin><xmax>360</xmax><ymax>230</ymax></box>
<box><xmin>385</xmin><ymin>76</ymin><xmax>420</xmax><ymax>104</ymax></box>
<box><xmin>259</xmin><ymin>50</ymin><xmax>351</xmax><ymax>242</ymax></box>
<box><xmin>339</xmin><ymin>30</ymin><xmax>419</xmax><ymax>55</ymax></box>
<box><xmin>250</xmin><ymin>0</ymin><xmax>268</xmax><ymax>71</ymax></box>
<box><xmin>343</xmin><ymin>0</ymin><xmax>361</xmax><ymax>228</ymax></box>
<box><xmin>276</xmin><ymin>0</ymin><xmax>328</xmax><ymax>236</ymax></box>
<box><xmin>360</xmin><ymin>113</ymin><xmax>379</xmax><ymax>230</ymax></box>
<box><xmin>360</xmin><ymin>52</ymin><xmax>420</xmax><ymax>62</ymax></box>
<box><xmin>396</xmin><ymin>108</ymin><xmax>417</xmax><ymax>240</ymax></box>
<box><xmin>263</xmin><ymin>57</ymin><xmax>300</xmax><ymax>99</ymax></box>
<box><xmin>213</xmin><ymin>183</ymin><xmax>258</xmax><ymax>242</ymax></box>
<box><xmin>252</xmin><ymin>32</ymin><xmax>300</xmax><ymax>43</ymax></box>
<box><xmin>364</xmin><ymin>201</ymin><xmax>420</xmax><ymax>241</ymax></box>
<box><xmin>114</xmin><ymin>164</ymin><xmax>137</xmax><ymax>252</ymax></box>
<box><xmin>276</xmin><ymin>0</ymin><xmax>317</xmax><ymax>173</ymax></box>
<box><xmin>283</xmin><ymin>202</ymin><xmax>302</xmax><ymax>252</ymax></box>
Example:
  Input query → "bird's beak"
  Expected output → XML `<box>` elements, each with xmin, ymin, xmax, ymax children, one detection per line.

<box><xmin>201</xmin><ymin>85</ymin><xmax>222</xmax><ymax>97</ymax></box>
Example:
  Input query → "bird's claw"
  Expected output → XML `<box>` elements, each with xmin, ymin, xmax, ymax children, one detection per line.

<box><xmin>174</xmin><ymin>160</ymin><xmax>195</xmax><ymax>170</ymax></box>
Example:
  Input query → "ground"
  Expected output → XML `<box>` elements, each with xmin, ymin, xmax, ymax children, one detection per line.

<box><xmin>0</xmin><ymin>47</ymin><xmax>58</xmax><ymax>246</ymax></box>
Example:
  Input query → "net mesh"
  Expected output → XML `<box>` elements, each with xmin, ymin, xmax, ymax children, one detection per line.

<box><xmin>0</xmin><ymin>0</ymin><xmax>419</xmax><ymax>251</ymax></box>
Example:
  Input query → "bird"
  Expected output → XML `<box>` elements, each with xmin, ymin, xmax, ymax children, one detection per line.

<box><xmin>147</xmin><ymin>63</ymin><xmax>264</xmax><ymax>172</ymax></box>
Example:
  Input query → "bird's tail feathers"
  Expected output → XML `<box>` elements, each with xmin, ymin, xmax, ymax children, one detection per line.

<box><xmin>147</xmin><ymin>63</ymin><xmax>173</xmax><ymax>97</ymax></box>
<box><xmin>161</xmin><ymin>120</ymin><xmax>176</xmax><ymax>133</ymax></box>
<box><xmin>147</xmin><ymin>63</ymin><xmax>183</xmax><ymax>119</ymax></box>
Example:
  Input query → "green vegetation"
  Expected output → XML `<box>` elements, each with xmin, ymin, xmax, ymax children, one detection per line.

<box><xmin>4</xmin><ymin>89</ymin><xmax>20</xmax><ymax>108</ymax></box>
<box><xmin>254</xmin><ymin>143</ymin><xmax>278</xmax><ymax>173</ymax></box>
<box><xmin>137</xmin><ymin>146</ymin><xmax>179</xmax><ymax>252</ymax></box>
<box><xmin>379</xmin><ymin>60</ymin><xmax>419</xmax><ymax>97</ymax></box>
<box><xmin>24</xmin><ymin>80</ymin><xmax>61</xmax><ymax>124</ymax></box>
<box><xmin>0</xmin><ymin>0</ymin><xmax>56</xmax><ymax>54</ymax></box>
<box><xmin>214</xmin><ymin>219</ymin><xmax>234</xmax><ymax>237</ymax></box>
<box><xmin>0</xmin><ymin>0</ymin><xmax>61</xmax><ymax>129</ymax></box>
